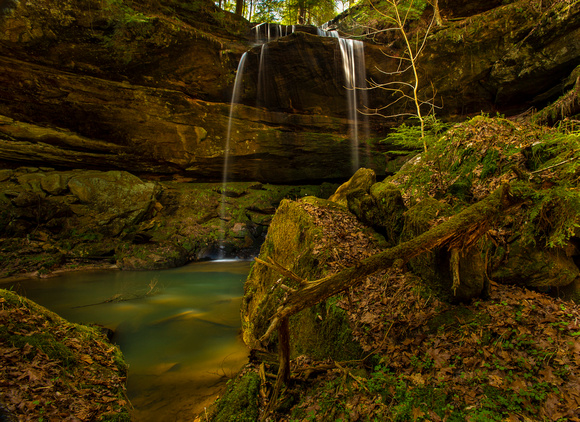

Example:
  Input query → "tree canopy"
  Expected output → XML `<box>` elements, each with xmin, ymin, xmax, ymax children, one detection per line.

<box><xmin>217</xmin><ymin>0</ymin><xmax>351</xmax><ymax>25</ymax></box>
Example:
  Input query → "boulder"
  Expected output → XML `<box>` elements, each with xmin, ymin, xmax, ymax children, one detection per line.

<box><xmin>67</xmin><ymin>170</ymin><xmax>159</xmax><ymax>235</ymax></box>
<box><xmin>241</xmin><ymin>197</ymin><xmax>366</xmax><ymax>360</ymax></box>
<box><xmin>491</xmin><ymin>238</ymin><xmax>580</xmax><ymax>289</ymax></box>
<box><xmin>347</xmin><ymin>179</ymin><xmax>406</xmax><ymax>246</ymax></box>
<box><xmin>115</xmin><ymin>241</ymin><xmax>189</xmax><ymax>270</ymax></box>
<box><xmin>399</xmin><ymin>197</ymin><xmax>486</xmax><ymax>300</ymax></box>
<box><xmin>16</xmin><ymin>172</ymin><xmax>72</xmax><ymax>195</ymax></box>
<box><xmin>328</xmin><ymin>168</ymin><xmax>376</xmax><ymax>206</ymax></box>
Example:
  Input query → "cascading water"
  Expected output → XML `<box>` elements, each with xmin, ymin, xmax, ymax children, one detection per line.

<box><xmin>220</xmin><ymin>27</ymin><xmax>369</xmax><ymax>255</ymax></box>
<box><xmin>252</xmin><ymin>23</ymin><xmax>295</xmax><ymax>44</ymax></box>
<box><xmin>256</xmin><ymin>44</ymin><xmax>268</xmax><ymax>107</ymax></box>
<box><xmin>219</xmin><ymin>52</ymin><xmax>248</xmax><ymax>258</ymax></box>
<box><xmin>319</xmin><ymin>29</ymin><xmax>369</xmax><ymax>173</ymax></box>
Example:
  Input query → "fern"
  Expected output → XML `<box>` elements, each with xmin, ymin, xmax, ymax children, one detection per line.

<box><xmin>382</xmin><ymin>116</ymin><xmax>450</xmax><ymax>152</ymax></box>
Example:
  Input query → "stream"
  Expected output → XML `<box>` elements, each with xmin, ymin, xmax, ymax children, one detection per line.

<box><xmin>1</xmin><ymin>260</ymin><xmax>252</xmax><ymax>421</ymax></box>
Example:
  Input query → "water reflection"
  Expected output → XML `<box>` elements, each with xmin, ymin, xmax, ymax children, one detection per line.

<box><xmin>1</xmin><ymin>260</ymin><xmax>252</xmax><ymax>421</ymax></box>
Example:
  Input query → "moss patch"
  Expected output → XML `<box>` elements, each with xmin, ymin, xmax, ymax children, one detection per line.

<box><xmin>209</xmin><ymin>372</ymin><xmax>260</xmax><ymax>422</ymax></box>
<box><xmin>291</xmin><ymin>297</ymin><xmax>363</xmax><ymax>361</ymax></box>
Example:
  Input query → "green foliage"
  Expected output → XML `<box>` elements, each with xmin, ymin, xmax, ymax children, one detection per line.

<box><xmin>380</xmin><ymin>0</ymin><xmax>428</xmax><ymax>22</ymax></box>
<box><xmin>103</xmin><ymin>0</ymin><xmax>149</xmax><ymax>25</ymax></box>
<box><xmin>351</xmin><ymin>0</ymin><xmax>428</xmax><ymax>29</ymax></box>
<box><xmin>382</xmin><ymin>115</ymin><xmax>450</xmax><ymax>152</ymax></box>
<box><xmin>252</xmin><ymin>0</ymin><xmax>337</xmax><ymax>25</ymax></box>
<box><xmin>104</xmin><ymin>0</ymin><xmax>151</xmax><ymax>26</ymax></box>
<box><xmin>518</xmin><ymin>184</ymin><xmax>580</xmax><ymax>248</ymax></box>
<box><xmin>252</xmin><ymin>0</ymin><xmax>285</xmax><ymax>23</ymax></box>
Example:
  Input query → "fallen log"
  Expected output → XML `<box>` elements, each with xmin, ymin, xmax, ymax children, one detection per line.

<box><xmin>258</xmin><ymin>183</ymin><xmax>517</xmax><ymax>343</ymax></box>
<box><xmin>255</xmin><ymin>184</ymin><xmax>519</xmax><ymax>418</ymax></box>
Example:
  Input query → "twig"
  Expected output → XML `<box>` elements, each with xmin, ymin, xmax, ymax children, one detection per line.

<box><xmin>530</xmin><ymin>156</ymin><xmax>578</xmax><ymax>175</ymax></box>
<box><xmin>254</xmin><ymin>257</ymin><xmax>306</xmax><ymax>285</ymax></box>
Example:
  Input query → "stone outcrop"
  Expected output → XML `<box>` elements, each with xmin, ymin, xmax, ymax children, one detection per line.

<box><xmin>0</xmin><ymin>0</ymin><xmax>578</xmax><ymax>182</ymax></box>
<box><xmin>0</xmin><ymin>0</ymin><xmax>387</xmax><ymax>183</ymax></box>
<box><xmin>327</xmin><ymin>167</ymin><xmax>376</xmax><ymax>206</ymax></box>
<box><xmin>0</xmin><ymin>166</ymin><xmax>337</xmax><ymax>276</ymax></box>
<box><xmin>241</xmin><ymin>196</ymin><xmax>368</xmax><ymax>360</ymax></box>
<box><xmin>491</xmin><ymin>238</ymin><xmax>580</xmax><ymax>289</ymax></box>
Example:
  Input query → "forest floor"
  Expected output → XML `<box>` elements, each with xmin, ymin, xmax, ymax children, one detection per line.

<box><xmin>0</xmin><ymin>289</ymin><xmax>130</xmax><ymax>422</ymax></box>
<box><xmin>234</xmin><ymin>199</ymin><xmax>580</xmax><ymax>421</ymax></box>
<box><xmin>210</xmin><ymin>115</ymin><xmax>580</xmax><ymax>421</ymax></box>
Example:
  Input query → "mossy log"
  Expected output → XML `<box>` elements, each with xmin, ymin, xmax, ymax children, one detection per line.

<box><xmin>258</xmin><ymin>184</ymin><xmax>517</xmax><ymax>344</ymax></box>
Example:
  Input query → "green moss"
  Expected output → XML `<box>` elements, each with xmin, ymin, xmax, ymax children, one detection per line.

<box><xmin>291</xmin><ymin>297</ymin><xmax>363</xmax><ymax>361</ymax></box>
<box><xmin>209</xmin><ymin>372</ymin><xmax>260</xmax><ymax>422</ymax></box>
<box><xmin>242</xmin><ymin>199</ymin><xmax>329</xmax><ymax>344</ymax></box>
<box><xmin>481</xmin><ymin>149</ymin><xmax>500</xmax><ymax>178</ymax></box>
<box><xmin>513</xmin><ymin>183</ymin><xmax>580</xmax><ymax>248</ymax></box>
<box><xmin>448</xmin><ymin>178</ymin><xmax>473</xmax><ymax>202</ymax></box>
<box><xmin>402</xmin><ymin>197</ymin><xmax>450</xmax><ymax>238</ymax></box>
<box><xmin>0</xmin><ymin>326</ymin><xmax>76</xmax><ymax>366</ymax></box>
<box><xmin>242</xmin><ymin>196</ymin><xmax>371</xmax><ymax>356</ymax></box>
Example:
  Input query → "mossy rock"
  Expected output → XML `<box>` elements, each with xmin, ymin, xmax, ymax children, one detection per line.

<box><xmin>291</xmin><ymin>298</ymin><xmax>363</xmax><ymax>361</ymax></box>
<box><xmin>115</xmin><ymin>241</ymin><xmax>189</xmax><ymax>270</ymax></box>
<box><xmin>241</xmin><ymin>198</ymin><xmax>327</xmax><ymax>349</ymax></box>
<box><xmin>401</xmin><ymin>198</ymin><xmax>485</xmax><ymax>301</ymax></box>
<box><xmin>0</xmin><ymin>289</ymin><xmax>129</xmax><ymax>421</ymax></box>
<box><xmin>328</xmin><ymin>168</ymin><xmax>376</xmax><ymax>207</ymax></box>
<box><xmin>347</xmin><ymin>180</ymin><xmax>406</xmax><ymax>246</ymax></box>
<box><xmin>401</xmin><ymin>197</ymin><xmax>451</xmax><ymax>239</ymax></box>
<box><xmin>208</xmin><ymin>372</ymin><xmax>260</xmax><ymax>422</ymax></box>
<box><xmin>491</xmin><ymin>238</ymin><xmax>579</xmax><ymax>288</ymax></box>
<box><xmin>559</xmin><ymin>276</ymin><xmax>580</xmax><ymax>302</ymax></box>
<box><xmin>241</xmin><ymin>197</ymin><xmax>364</xmax><ymax>360</ymax></box>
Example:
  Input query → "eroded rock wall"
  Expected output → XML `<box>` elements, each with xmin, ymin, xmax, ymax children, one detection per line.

<box><xmin>0</xmin><ymin>0</ymin><xmax>579</xmax><ymax>183</ymax></box>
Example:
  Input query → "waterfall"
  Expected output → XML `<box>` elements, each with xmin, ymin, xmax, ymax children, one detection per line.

<box><xmin>256</xmin><ymin>44</ymin><xmax>268</xmax><ymax>107</ymax></box>
<box><xmin>252</xmin><ymin>23</ymin><xmax>295</xmax><ymax>44</ymax></box>
<box><xmin>219</xmin><ymin>52</ymin><xmax>248</xmax><ymax>258</ymax></box>
<box><xmin>319</xmin><ymin>30</ymin><xmax>369</xmax><ymax>173</ymax></box>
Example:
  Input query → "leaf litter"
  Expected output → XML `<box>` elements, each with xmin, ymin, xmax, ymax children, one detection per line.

<box><xmin>0</xmin><ymin>290</ymin><xmax>130</xmax><ymax>421</ymax></box>
<box><xmin>251</xmin><ymin>198</ymin><xmax>580</xmax><ymax>421</ymax></box>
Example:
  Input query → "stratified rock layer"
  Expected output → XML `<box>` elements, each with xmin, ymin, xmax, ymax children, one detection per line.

<box><xmin>0</xmin><ymin>0</ymin><xmax>579</xmax><ymax>182</ymax></box>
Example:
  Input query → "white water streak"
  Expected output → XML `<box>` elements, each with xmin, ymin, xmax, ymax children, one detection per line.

<box><xmin>220</xmin><ymin>52</ymin><xmax>248</xmax><ymax>258</ymax></box>
<box><xmin>325</xmin><ymin>30</ymin><xmax>369</xmax><ymax>173</ymax></box>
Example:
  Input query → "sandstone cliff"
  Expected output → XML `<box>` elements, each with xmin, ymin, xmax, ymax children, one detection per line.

<box><xmin>0</xmin><ymin>0</ymin><xmax>578</xmax><ymax>182</ymax></box>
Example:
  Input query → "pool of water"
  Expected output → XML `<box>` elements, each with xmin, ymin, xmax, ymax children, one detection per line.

<box><xmin>1</xmin><ymin>260</ymin><xmax>252</xmax><ymax>421</ymax></box>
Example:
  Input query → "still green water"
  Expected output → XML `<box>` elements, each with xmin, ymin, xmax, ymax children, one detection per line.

<box><xmin>2</xmin><ymin>260</ymin><xmax>252</xmax><ymax>421</ymax></box>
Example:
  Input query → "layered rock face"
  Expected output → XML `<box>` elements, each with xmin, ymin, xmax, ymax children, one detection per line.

<box><xmin>0</xmin><ymin>0</ymin><xmax>579</xmax><ymax>183</ymax></box>
<box><xmin>0</xmin><ymin>0</ymin><xmax>383</xmax><ymax>183</ymax></box>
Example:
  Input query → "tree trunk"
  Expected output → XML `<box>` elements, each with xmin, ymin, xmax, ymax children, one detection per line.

<box><xmin>235</xmin><ymin>0</ymin><xmax>244</xmax><ymax>16</ymax></box>
<box><xmin>248</xmin><ymin>0</ymin><xmax>253</xmax><ymax>21</ymax></box>
<box><xmin>433</xmin><ymin>0</ymin><xmax>443</xmax><ymax>26</ymax></box>
<box><xmin>298</xmin><ymin>0</ymin><xmax>306</xmax><ymax>24</ymax></box>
